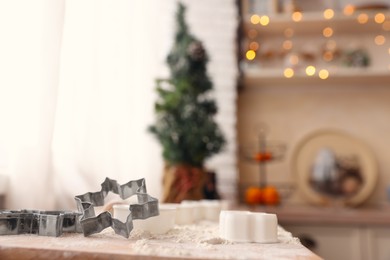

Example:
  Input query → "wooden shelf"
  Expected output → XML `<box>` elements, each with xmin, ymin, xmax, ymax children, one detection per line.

<box><xmin>244</xmin><ymin>10</ymin><xmax>390</xmax><ymax>36</ymax></box>
<box><xmin>241</xmin><ymin>10</ymin><xmax>390</xmax><ymax>86</ymax></box>
<box><xmin>249</xmin><ymin>204</ymin><xmax>390</xmax><ymax>226</ymax></box>
<box><xmin>242</xmin><ymin>67</ymin><xmax>390</xmax><ymax>86</ymax></box>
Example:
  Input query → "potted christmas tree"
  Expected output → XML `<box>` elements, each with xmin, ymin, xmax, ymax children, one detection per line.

<box><xmin>149</xmin><ymin>3</ymin><xmax>225</xmax><ymax>203</ymax></box>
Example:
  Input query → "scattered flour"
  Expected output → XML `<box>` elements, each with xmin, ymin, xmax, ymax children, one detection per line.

<box><xmin>128</xmin><ymin>221</ymin><xmax>305</xmax><ymax>259</ymax></box>
<box><xmin>0</xmin><ymin>221</ymin><xmax>310</xmax><ymax>259</ymax></box>
<box><xmin>277</xmin><ymin>226</ymin><xmax>301</xmax><ymax>245</ymax></box>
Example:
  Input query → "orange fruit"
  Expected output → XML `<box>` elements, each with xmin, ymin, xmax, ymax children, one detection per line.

<box><xmin>245</xmin><ymin>187</ymin><xmax>263</xmax><ymax>205</ymax></box>
<box><xmin>254</xmin><ymin>152</ymin><xmax>272</xmax><ymax>162</ymax></box>
<box><xmin>262</xmin><ymin>186</ymin><xmax>280</xmax><ymax>205</ymax></box>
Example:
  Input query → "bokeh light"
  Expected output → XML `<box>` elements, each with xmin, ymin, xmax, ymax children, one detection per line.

<box><xmin>375</xmin><ymin>35</ymin><xmax>386</xmax><ymax>45</ymax></box>
<box><xmin>249</xmin><ymin>41</ymin><xmax>259</xmax><ymax>51</ymax></box>
<box><xmin>343</xmin><ymin>5</ymin><xmax>355</xmax><ymax>16</ymax></box>
<box><xmin>292</xmin><ymin>12</ymin><xmax>303</xmax><ymax>22</ymax></box>
<box><xmin>260</xmin><ymin>16</ymin><xmax>270</xmax><ymax>26</ymax></box>
<box><xmin>375</xmin><ymin>13</ymin><xmax>386</xmax><ymax>24</ymax></box>
<box><xmin>357</xmin><ymin>13</ymin><xmax>369</xmax><ymax>24</ymax></box>
<box><xmin>283</xmin><ymin>40</ymin><xmax>293</xmax><ymax>50</ymax></box>
<box><xmin>319</xmin><ymin>69</ymin><xmax>329</xmax><ymax>79</ymax></box>
<box><xmin>289</xmin><ymin>54</ymin><xmax>299</xmax><ymax>65</ymax></box>
<box><xmin>323</xmin><ymin>27</ymin><xmax>334</xmax><ymax>38</ymax></box>
<box><xmin>323</xmin><ymin>51</ymin><xmax>334</xmax><ymax>62</ymax></box>
<box><xmin>250</xmin><ymin>15</ymin><xmax>261</xmax><ymax>24</ymax></box>
<box><xmin>305</xmin><ymin>65</ymin><xmax>316</xmax><ymax>76</ymax></box>
<box><xmin>246</xmin><ymin>50</ymin><xmax>256</xmax><ymax>60</ymax></box>
<box><xmin>284</xmin><ymin>68</ymin><xmax>294</xmax><ymax>78</ymax></box>
<box><xmin>323</xmin><ymin>9</ymin><xmax>334</xmax><ymax>20</ymax></box>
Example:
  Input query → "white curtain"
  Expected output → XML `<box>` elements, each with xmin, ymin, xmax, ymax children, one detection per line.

<box><xmin>0</xmin><ymin>0</ymin><xmax>175</xmax><ymax>210</ymax></box>
<box><xmin>0</xmin><ymin>0</ymin><xmax>66</xmax><ymax>209</ymax></box>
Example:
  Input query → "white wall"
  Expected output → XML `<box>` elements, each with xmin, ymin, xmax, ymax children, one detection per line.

<box><xmin>179</xmin><ymin>0</ymin><xmax>239</xmax><ymax>201</ymax></box>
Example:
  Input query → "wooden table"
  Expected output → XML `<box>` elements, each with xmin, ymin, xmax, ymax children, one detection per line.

<box><xmin>0</xmin><ymin>221</ymin><xmax>321</xmax><ymax>260</ymax></box>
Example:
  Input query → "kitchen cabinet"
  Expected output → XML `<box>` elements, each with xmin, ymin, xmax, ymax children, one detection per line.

<box><xmin>284</xmin><ymin>225</ymin><xmax>390</xmax><ymax>260</ymax></box>
<box><xmin>248</xmin><ymin>205</ymin><xmax>390</xmax><ymax>260</ymax></box>
<box><xmin>284</xmin><ymin>225</ymin><xmax>364</xmax><ymax>260</ymax></box>
<box><xmin>366</xmin><ymin>227</ymin><xmax>390</xmax><ymax>260</ymax></box>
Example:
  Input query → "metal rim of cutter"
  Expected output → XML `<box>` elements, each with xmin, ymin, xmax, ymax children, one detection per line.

<box><xmin>74</xmin><ymin>178</ymin><xmax>159</xmax><ymax>238</ymax></box>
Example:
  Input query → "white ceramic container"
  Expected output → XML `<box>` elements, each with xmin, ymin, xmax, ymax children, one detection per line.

<box><xmin>201</xmin><ymin>200</ymin><xmax>222</xmax><ymax>222</ymax></box>
<box><xmin>219</xmin><ymin>210</ymin><xmax>278</xmax><ymax>243</ymax></box>
<box><xmin>181</xmin><ymin>200</ymin><xmax>204</xmax><ymax>222</ymax></box>
<box><xmin>175</xmin><ymin>203</ymin><xmax>195</xmax><ymax>225</ymax></box>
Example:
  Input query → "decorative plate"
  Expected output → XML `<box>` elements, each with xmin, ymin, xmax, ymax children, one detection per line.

<box><xmin>291</xmin><ymin>129</ymin><xmax>378</xmax><ymax>207</ymax></box>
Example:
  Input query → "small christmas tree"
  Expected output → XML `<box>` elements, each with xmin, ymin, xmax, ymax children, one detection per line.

<box><xmin>149</xmin><ymin>3</ymin><xmax>225</xmax><ymax>202</ymax></box>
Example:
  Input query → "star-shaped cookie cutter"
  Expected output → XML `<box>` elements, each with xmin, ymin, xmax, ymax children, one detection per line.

<box><xmin>75</xmin><ymin>177</ymin><xmax>159</xmax><ymax>238</ymax></box>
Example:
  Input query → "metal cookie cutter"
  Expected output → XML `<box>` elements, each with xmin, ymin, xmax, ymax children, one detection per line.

<box><xmin>0</xmin><ymin>210</ymin><xmax>82</xmax><ymax>237</ymax></box>
<box><xmin>0</xmin><ymin>178</ymin><xmax>158</xmax><ymax>238</ymax></box>
<box><xmin>75</xmin><ymin>177</ymin><xmax>159</xmax><ymax>238</ymax></box>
